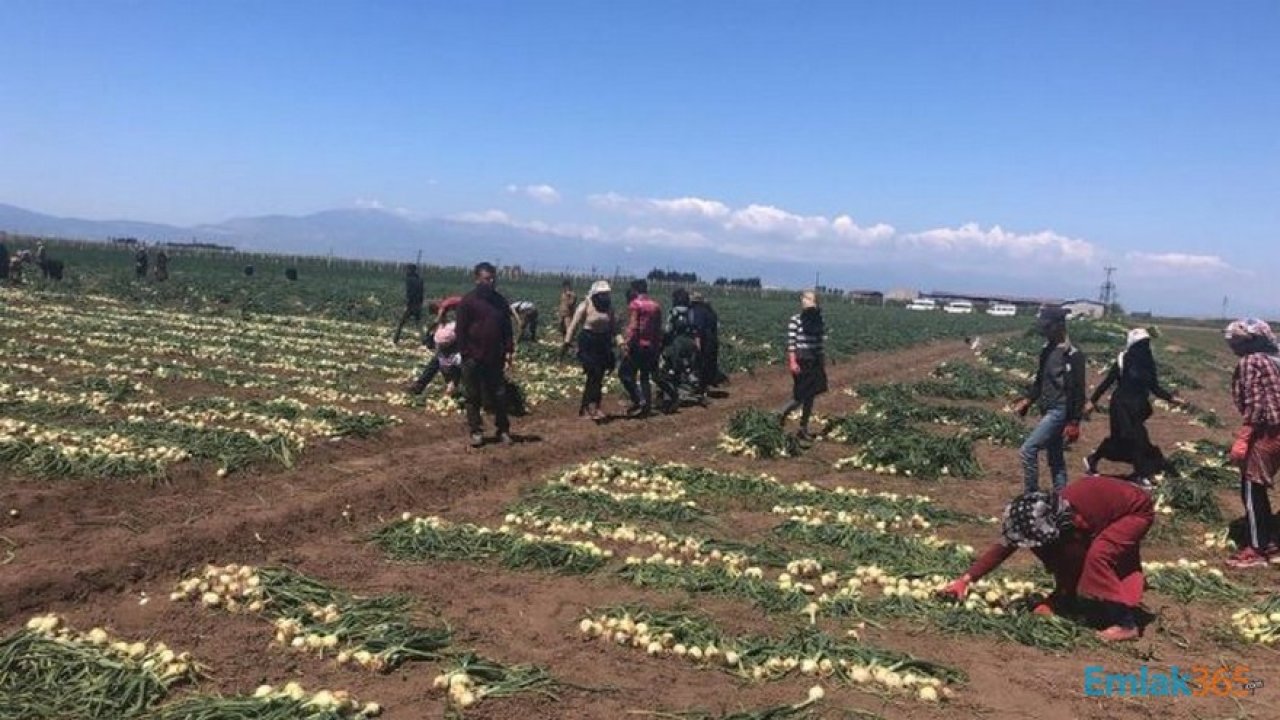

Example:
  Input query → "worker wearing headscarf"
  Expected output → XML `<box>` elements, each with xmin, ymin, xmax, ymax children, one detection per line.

<box><xmin>1083</xmin><ymin>328</ymin><xmax>1179</xmax><ymax>486</ymax></box>
<box><xmin>1221</xmin><ymin>318</ymin><xmax>1280</xmax><ymax>568</ymax></box>
<box><xmin>563</xmin><ymin>280</ymin><xmax>617</xmax><ymax>420</ymax></box>
<box><xmin>941</xmin><ymin>475</ymin><xmax>1155</xmax><ymax>642</ymax></box>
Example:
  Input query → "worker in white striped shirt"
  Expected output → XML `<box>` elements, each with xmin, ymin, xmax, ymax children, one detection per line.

<box><xmin>776</xmin><ymin>290</ymin><xmax>827</xmax><ymax>440</ymax></box>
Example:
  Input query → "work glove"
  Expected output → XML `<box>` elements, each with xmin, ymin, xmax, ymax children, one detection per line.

<box><xmin>1230</xmin><ymin>425</ymin><xmax>1254</xmax><ymax>464</ymax></box>
<box><xmin>1062</xmin><ymin>422</ymin><xmax>1081</xmax><ymax>443</ymax></box>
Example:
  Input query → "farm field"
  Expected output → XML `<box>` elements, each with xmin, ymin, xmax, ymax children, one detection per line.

<box><xmin>1</xmin><ymin>244</ymin><xmax>1275</xmax><ymax>720</ymax></box>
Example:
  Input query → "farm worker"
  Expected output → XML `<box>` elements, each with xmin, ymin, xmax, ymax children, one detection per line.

<box><xmin>0</xmin><ymin>240</ymin><xmax>8</xmax><ymax>281</ymax></box>
<box><xmin>405</xmin><ymin>295</ymin><xmax>464</xmax><ymax>395</ymax></box>
<box><xmin>511</xmin><ymin>300</ymin><xmax>539</xmax><ymax>344</ymax></box>
<box><xmin>657</xmin><ymin>287</ymin><xmax>703</xmax><ymax>413</ymax></box>
<box><xmin>1221</xmin><ymin>318</ymin><xmax>1280</xmax><ymax>568</ymax></box>
<box><xmin>154</xmin><ymin>249</ymin><xmax>169</xmax><ymax>281</ymax></box>
<box><xmin>1011</xmin><ymin>306</ymin><xmax>1086</xmax><ymax>493</ymax></box>
<box><xmin>940</xmin><ymin>476</ymin><xmax>1154</xmax><ymax>642</ymax></box>
<box><xmin>563</xmin><ymin>280</ymin><xmax>616</xmax><ymax>421</ymax></box>
<box><xmin>34</xmin><ymin>242</ymin><xmax>47</xmax><ymax>278</ymax></box>
<box><xmin>689</xmin><ymin>292</ymin><xmax>726</xmax><ymax>391</ymax></box>
<box><xmin>556</xmin><ymin>279</ymin><xmax>577</xmax><ymax>339</ymax></box>
<box><xmin>1082</xmin><ymin>328</ymin><xmax>1180</xmax><ymax>488</ymax></box>
<box><xmin>618</xmin><ymin>279</ymin><xmax>663</xmax><ymax>417</ymax></box>
<box><xmin>775</xmin><ymin>290</ymin><xmax>827</xmax><ymax>441</ymax></box>
<box><xmin>456</xmin><ymin>262</ymin><xmax>515</xmax><ymax>447</ymax></box>
<box><xmin>134</xmin><ymin>245</ymin><xmax>149</xmax><ymax>280</ymax></box>
<box><xmin>392</xmin><ymin>264</ymin><xmax>425</xmax><ymax>344</ymax></box>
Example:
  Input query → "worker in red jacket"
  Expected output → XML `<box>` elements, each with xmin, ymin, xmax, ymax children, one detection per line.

<box><xmin>940</xmin><ymin>475</ymin><xmax>1154</xmax><ymax>642</ymax></box>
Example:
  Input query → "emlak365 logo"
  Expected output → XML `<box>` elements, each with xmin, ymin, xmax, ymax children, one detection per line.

<box><xmin>1084</xmin><ymin>665</ymin><xmax>1263</xmax><ymax>698</ymax></box>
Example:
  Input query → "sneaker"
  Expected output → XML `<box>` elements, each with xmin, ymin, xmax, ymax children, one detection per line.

<box><xmin>796</xmin><ymin>429</ymin><xmax>815</xmax><ymax>442</ymax></box>
<box><xmin>1082</xmin><ymin>456</ymin><xmax>1098</xmax><ymax>476</ymax></box>
<box><xmin>1225</xmin><ymin>547</ymin><xmax>1270</xmax><ymax>569</ymax></box>
<box><xmin>469</xmin><ymin>432</ymin><xmax>484</xmax><ymax>448</ymax></box>
<box><xmin>497</xmin><ymin>432</ymin><xmax>514</xmax><ymax>446</ymax></box>
<box><xmin>1097</xmin><ymin>625</ymin><xmax>1140</xmax><ymax>643</ymax></box>
<box><xmin>624</xmin><ymin>403</ymin><xmax>644</xmax><ymax>417</ymax></box>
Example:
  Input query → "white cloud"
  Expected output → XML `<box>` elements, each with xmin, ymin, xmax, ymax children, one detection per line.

<box><xmin>904</xmin><ymin>223</ymin><xmax>1098</xmax><ymax>264</ymax></box>
<box><xmin>1125</xmin><ymin>251</ymin><xmax>1235</xmax><ymax>275</ymax></box>
<box><xmin>453</xmin><ymin>209</ymin><xmax>512</xmax><ymax>224</ymax></box>
<box><xmin>620</xmin><ymin>226</ymin><xmax>713</xmax><ymax>249</ymax></box>
<box><xmin>506</xmin><ymin>183</ymin><xmax>561</xmax><ymax>204</ymax></box>
<box><xmin>589</xmin><ymin>192</ymin><xmax>730</xmax><ymax>220</ymax></box>
<box><xmin>352</xmin><ymin>197</ymin><xmax>415</xmax><ymax>217</ymax></box>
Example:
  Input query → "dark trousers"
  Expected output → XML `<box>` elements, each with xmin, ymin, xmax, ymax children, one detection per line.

<box><xmin>1242</xmin><ymin>480</ymin><xmax>1274</xmax><ymax>550</ymax></box>
<box><xmin>415</xmin><ymin>355</ymin><xmax>460</xmax><ymax>389</ymax></box>
<box><xmin>580</xmin><ymin>366</ymin><xmax>606</xmax><ymax>413</ymax></box>
<box><xmin>394</xmin><ymin>305</ymin><xmax>424</xmax><ymax>343</ymax></box>
<box><xmin>777</xmin><ymin>397</ymin><xmax>815</xmax><ymax>429</ymax></box>
<box><xmin>463</xmin><ymin>359</ymin><xmax>509</xmax><ymax>435</ymax></box>
<box><xmin>619</xmin><ymin>346</ymin><xmax>658</xmax><ymax>408</ymax></box>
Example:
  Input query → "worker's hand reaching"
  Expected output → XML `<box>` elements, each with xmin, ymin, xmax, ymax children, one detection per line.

<box><xmin>1011</xmin><ymin>398</ymin><xmax>1031</xmax><ymax>417</ymax></box>
<box><xmin>937</xmin><ymin>577</ymin><xmax>970</xmax><ymax>601</ymax></box>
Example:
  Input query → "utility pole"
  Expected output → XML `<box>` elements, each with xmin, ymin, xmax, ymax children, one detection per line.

<box><xmin>1099</xmin><ymin>266</ymin><xmax>1117</xmax><ymax>316</ymax></box>
<box><xmin>1222</xmin><ymin>296</ymin><xmax>1229</xmax><ymax>321</ymax></box>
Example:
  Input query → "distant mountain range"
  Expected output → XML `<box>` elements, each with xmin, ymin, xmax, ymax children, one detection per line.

<box><xmin>0</xmin><ymin>202</ymin><xmax>788</xmax><ymax>282</ymax></box>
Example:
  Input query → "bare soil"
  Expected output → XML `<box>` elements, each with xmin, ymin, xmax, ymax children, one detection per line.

<box><xmin>2</xmin><ymin>336</ymin><xmax>1274</xmax><ymax>720</ymax></box>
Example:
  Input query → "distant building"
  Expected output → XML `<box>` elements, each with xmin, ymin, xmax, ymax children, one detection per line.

<box><xmin>923</xmin><ymin>290</ymin><xmax>1062</xmax><ymax>311</ymax></box>
<box><xmin>885</xmin><ymin>288</ymin><xmax>918</xmax><ymax>303</ymax></box>
<box><xmin>1061</xmin><ymin>299</ymin><xmax>1107</xmax><ymax>319</ymax></box>
<box><xmin>846</xmin><ymin>289</ymin><xmax>884</xmax><ymax>304</ymax></box>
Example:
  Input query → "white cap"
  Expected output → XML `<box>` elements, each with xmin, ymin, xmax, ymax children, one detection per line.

<box><xmin>589</xmin><ymin>280</ymin><xmax>611</xmax><ymax>296</ymax></box>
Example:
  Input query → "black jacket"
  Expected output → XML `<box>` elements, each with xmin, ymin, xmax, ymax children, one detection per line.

<box><xmin>1026</xmin><ymin>342</ymin><xmax>1087</xmax><ymax>422</ymax></box>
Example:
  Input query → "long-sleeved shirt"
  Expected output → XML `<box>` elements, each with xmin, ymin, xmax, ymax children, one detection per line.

<box><xmin>1232</xmin><ymin>353</ymin><xmax>1280</xmax><ymax>428</ymax></box>
<box><xmin>455</xmin><ymin>288</ymin><xmax>514</xmax><ymax>366</ymax></box>
<box><xmin>786</xmin><ymin>313</ymin><xmax>824</xmax><ymax>358</ymax></box>
<box><xmin>1026</xmin><ymin>342</ymin><xmax>1086</xmax><ymax>421</ymax></box>
<box><xmin>564</xmin><ymin>297</ymin><xmax>614</xmax><ymax>343</ymax></box>
<box><xmin>1090</xmin><ymin>354</ymin><xmax>1174</xmax><ymax>406</ymax></box>
<box><xmin>405</xmin><ymin>275</ymin><xmax>424</xmax><ymax>307</ymax></box>
<box><xmin>689</xmin><ymin>302</ymin><xmax>719</xmax><ymax>344</ymax></box>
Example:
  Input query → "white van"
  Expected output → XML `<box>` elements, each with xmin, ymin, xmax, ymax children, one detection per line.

<box><xmin>986</xmin><ymin>303</ymin><xmax>1017</xmax><ymax>317</ymax></box>
<box><xmin>943</xmin><ymin>300</ymin><xmax>974</xmax><ymax>314</ymax></box>
<box><xmin>906</xmin><ymin>298</ymin><xmax>937</xmax><ymax>311</ymax></box>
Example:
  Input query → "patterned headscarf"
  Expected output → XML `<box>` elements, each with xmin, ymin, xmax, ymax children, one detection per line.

<box><xmin>1225</xmin><ymin>318</ymin><xmax>1276</xmax><ymax>347</ymax></box>
<box><xmin>1000</xmin><ymin>492</ymin><xmax>1074</xmax><ymax>548</ymax></box>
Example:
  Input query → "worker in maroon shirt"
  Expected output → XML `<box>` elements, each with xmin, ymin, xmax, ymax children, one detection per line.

<box><xmin>455</xmin><ymin>262</ymin><xmax>515</xmax><ymax>447</ymax></box>
<box><xmin>940</xmin><ymin>475</ymin><xmax>1154</xmax><ymax>642</ymax></box>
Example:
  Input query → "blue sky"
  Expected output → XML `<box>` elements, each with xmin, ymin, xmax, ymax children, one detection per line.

<box><xmin>2</xmin><ymin>1</ymin><xmax>1277</xmax><ymax>315</ymax></box>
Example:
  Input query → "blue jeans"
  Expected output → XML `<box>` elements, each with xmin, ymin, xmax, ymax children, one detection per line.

<box><xmin>1020</xmin><ymin>406</ymin><xmax>1068</xmax><ymax>493</ymax></box>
